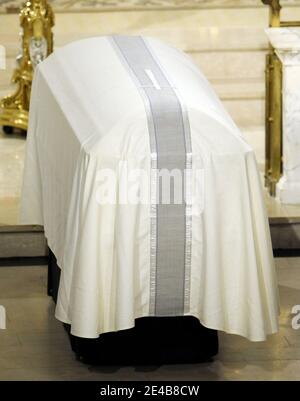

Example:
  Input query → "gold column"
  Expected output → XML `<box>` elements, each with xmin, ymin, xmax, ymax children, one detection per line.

<box><xmin>265</xmin><ymin>53</ymin><xmax>282</xmax><ymax>195</ymax></box>
<box><xmin>262</xmin><ymin>0</ymin><xmax>283</xmax><ymax>196</ymax></box>
<box><xmin>262</xmin><ymin>0</ymin><xmax>281</xmax><ymax>27</ymax></box>
<box><xmin>0</xmin><ymin>0</ymin><xmax>54</xmax><ymax>134</ymax></box>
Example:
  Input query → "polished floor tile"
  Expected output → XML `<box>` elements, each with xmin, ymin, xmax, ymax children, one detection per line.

<box><xmin>0</xmin><ymin>260</ymin><xmax>299</xmax><ymax>380</ymax></box>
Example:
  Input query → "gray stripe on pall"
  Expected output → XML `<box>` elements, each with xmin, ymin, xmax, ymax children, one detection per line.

<box><xmin>111</xmin><ymin>36</ymin><xmax>190</xmax><ymax>315</ymax></box>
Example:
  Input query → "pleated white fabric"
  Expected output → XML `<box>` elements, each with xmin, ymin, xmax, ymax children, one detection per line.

<box><xmin>21</xmin><ymin>36</ymin><xmax>279</xmax><ymax>341</ymax></box>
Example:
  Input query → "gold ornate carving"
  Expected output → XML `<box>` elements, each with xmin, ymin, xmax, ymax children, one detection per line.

<box><xmin>262</xmin><ymin>0</ymin><xmax>281</xmax><ymax>27</ymax></box>
<box><xmin>0</xmin><ymin>0</ymin><xmax>54</xmax><ymax>133</ymax></box>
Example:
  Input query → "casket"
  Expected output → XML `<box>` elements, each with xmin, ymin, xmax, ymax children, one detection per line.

<box><xmin>21</xmin><ymin>36</ymin><xmax>279</xmax><ymax>363</ymax></box>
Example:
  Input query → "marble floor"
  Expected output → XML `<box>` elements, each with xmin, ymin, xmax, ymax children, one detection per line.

<box><xmin>0</xmin><ymin>257</ymin><xmax>299</xmax><ymax>380</ymax></box>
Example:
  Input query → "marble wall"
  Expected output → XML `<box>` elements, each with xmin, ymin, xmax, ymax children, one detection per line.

<box><xmin>0</xmin><ymin>0</ymin><xmax>300</xmax><ymax>13</ymax></box>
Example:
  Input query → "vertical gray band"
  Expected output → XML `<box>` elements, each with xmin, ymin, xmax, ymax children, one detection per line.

<box><xmin>111</xmin><ymin>36</ymin><xmax>192</xmax><ymax>316</ymax></box>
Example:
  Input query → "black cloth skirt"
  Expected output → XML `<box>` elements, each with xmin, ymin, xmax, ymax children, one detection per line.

<box><xmin>47</xmin><ymin>248</ymin><xmax>219</xmax><ymax>365</ymax></box>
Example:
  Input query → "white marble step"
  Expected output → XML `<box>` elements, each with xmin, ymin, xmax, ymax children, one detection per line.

<box><xmin>0</xmin><ymin>84</ymin><xmax>265</xmax><ymax>168</ymax></box>
<box><xmin>1</xmin><ymin>27</ymin><xmax>271</xmax><ymax>54</ymax></box>
<box><xmin>0</xmin><ymin>5</ymin><xmax>278</xmax><ymax>128</ymax></box>
<box><xmin>0</xmin><ymin>9</ymin><xmax>275</xmax><ymax>51</ymax></box>
<box><xmin>211</xmin><ymin>78</ymin><xmax>264</xmax><ymax>99</ymax></box>
<box><xmin>225</xmin><ymin>98</ymin><xmax>264</xmax><ymax>127</ymax></box>
<box><xmin>0</xmin><ymin>51</ymin><xmax>267</xmax><ymax>85</ymax></box>
<box><xmin>1</xmin><ymin>4</ymin><xmax>300</xmax><ymax>47</ymax></box>
<box><xmin>0</xmin><ymin>80</ymin><xmax>265</xmax><ymax>127</ymax></box>
<box><xmin>0</xmin><ymin>49</ymin><xmax>265</xmax><ymax>88</ymax></box>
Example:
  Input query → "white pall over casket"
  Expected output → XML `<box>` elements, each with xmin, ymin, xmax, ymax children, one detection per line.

<box><xmin>21</xmin><ymin>36</ymin><xmax>279</xmax><ymax>341</ymax></box>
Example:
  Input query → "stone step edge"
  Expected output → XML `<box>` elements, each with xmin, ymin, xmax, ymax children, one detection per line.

<box><xmin>0</xmin><ymin>81</ymin><xmax>266</xmax><ymax>101</ymax></box>
<box><xmin>0</xmin><ymin>219</ymin><xmax>300</xmax><ymax>256</ymax></box>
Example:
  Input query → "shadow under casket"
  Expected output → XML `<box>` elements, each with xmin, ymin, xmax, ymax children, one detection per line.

<box><xmin>48</xmin><ymin>249</ymin><xmax>219</xmax><ymax>365</ymax></box>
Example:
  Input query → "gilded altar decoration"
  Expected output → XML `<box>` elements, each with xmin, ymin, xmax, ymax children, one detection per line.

<box><xmin>0</xmin><ymin>0</ymin><xmax>54</xmax><ymax>134</ymax></box>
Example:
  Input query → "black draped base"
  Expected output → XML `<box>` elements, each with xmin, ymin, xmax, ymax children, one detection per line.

<box><xmin>47</xmin><ymin>248</ymin><xmax>219</xmax><ymax>365</ymax></box>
